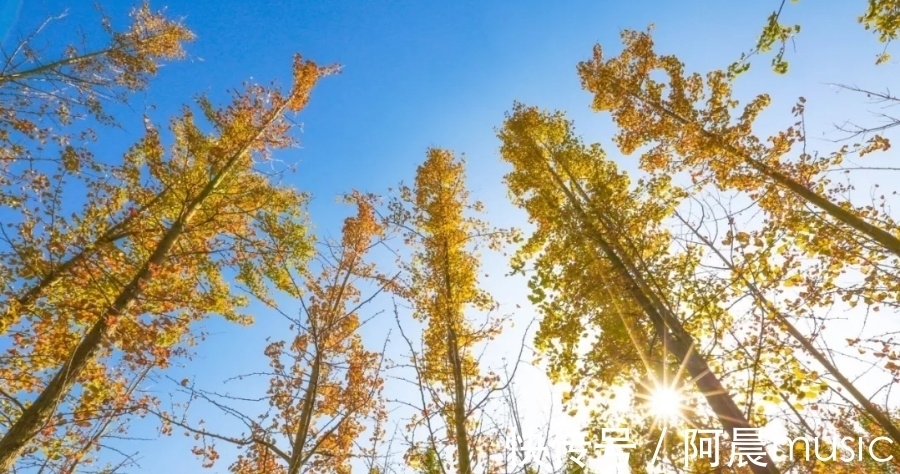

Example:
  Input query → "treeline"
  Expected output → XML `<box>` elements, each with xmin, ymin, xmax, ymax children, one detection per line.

<box><xmin>1</xmin><ymin>2</ymin><xmax>900</xmax><ymax>474</ymax></box>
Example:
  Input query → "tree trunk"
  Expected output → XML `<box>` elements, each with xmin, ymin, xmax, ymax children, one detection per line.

<box><xmin>542</xmin><ymin>158</ymin><xmax>781</xmax><ymax>474</ymax></box>
<box><xmin>0</xmin><ymin>116</ymin><xmax>267</xmax><ymax>470</ymax></box>
<box><xmin>646</xmin><ymin>93</ymin><xmax>900</xmax><ymax>260</ymax></box>
<box><xmin>677</xmin><ymin>213</ymin><xmax>900</xmax><ymax>451</ymax></box>
<box><xmin>443</xmin><ymin>241</ymin><xmax>473</xmax><ymax>474</ymax></box>
<box><xmin>0</xmin><ymin>216</ymin><xmax>187</xmax><ymax>471</ymax></box>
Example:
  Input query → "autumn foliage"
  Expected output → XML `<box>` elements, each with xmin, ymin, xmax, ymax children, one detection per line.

<box><xmin>3</xmin><ymin>2</ymin><xmax>900</xmax><ymax>474</ymax></box>
<box><xmin>0</xmin><ymin>4</ymin><xmax>335</xmax><ymax>469</ymax></box>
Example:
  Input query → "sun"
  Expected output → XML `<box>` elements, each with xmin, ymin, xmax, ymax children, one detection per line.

<box><xmin>647</xmin><ymin>386</ymin><xmax>683</xmax><ymax>422</ymax></box>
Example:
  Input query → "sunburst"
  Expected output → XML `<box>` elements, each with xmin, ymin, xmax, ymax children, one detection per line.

<box><xmin>634</xmin><ymin>375</ymin><xmax>695</xmax><ymax>429</ymax></box>
<box><xmin>646</xmin><ymin>385</ymin><xmax>684</xmax><ymax>423</ymax></box>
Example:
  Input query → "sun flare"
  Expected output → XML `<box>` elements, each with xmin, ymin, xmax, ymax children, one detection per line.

<box><xmin>648</xmin><ymin>387</ymin><xmax>683</xmax><ymax>422</ymax></box>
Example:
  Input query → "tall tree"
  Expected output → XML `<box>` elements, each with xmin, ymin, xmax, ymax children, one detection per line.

<box><xmin>576</xmin><ymin>27</ymin><xmax>900</xmax><ymax>451</ymax></box>
<box><xmin>497</xmin><ymin>103</ymin><xmax>781</xmax><ymax>474</ymax></box>
<box><xmin>156</xmin><ymin>193</ymin><xmax>391</xmax><ymax>474</ymax></box>
<box><xmin>389</xmin><ymin>149</ymin><xmax>516</xmax><ymax>474</ymax></box>
<box><xmin>0</xmin><ymin>53</ymin><xmax>334</xmax><ymax>470</ymax></box>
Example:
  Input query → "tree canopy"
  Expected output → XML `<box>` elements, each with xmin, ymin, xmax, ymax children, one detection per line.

<box><xmin>1</xmin><ymin>1</ymin><xmax>899</xmax><ymax>473</ymax></box>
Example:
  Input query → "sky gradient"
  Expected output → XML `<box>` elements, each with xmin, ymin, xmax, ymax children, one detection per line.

<box><xmin>3</xmin><ymin>0</ymin><xmax>897</xmax><ymax>472</ymax></box>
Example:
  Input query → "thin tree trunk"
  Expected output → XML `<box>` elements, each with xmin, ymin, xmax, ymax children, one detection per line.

<box><xmin>448</xmin><ymin>326</ymin><xmax>472</xmax><ymax>474</ymax></box>
<box><xmin>676</xmin><ymin>211</ymin><xmax>900</xmax><ymax>451</ymax></box>
<box><xmin>443</xmin><ymin>240</ymin><xmax>473</xmax><ymax>474</ymax></box>
<box><xmin>0</xmin><ymin>49</ymin><xmax>110</xmax><ymax>84</ymax></box>
<box><xmin>287</xmin><ymin>350</ymin><xmax>320</xmax><ymax>474</ymax></box>
<box><xmin>638</xmin><ymin>91</ymin><xmax>900</xmax><ymax>260</ymax></box>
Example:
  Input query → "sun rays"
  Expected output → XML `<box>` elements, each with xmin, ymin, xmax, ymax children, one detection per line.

<box><xmin>632</xmin><ymin>343</ymin><xmax>698</xmax><ymax>430</ymax></box>
<box><xmin>647</xmin><ymin>385</ymin><xmax>684</xmax><ymax>422</ymax></box>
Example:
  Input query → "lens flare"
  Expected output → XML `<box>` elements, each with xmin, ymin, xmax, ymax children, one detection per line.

<box><xmin>648</xmin><ymin>386</ymin><xmax>682</xmax><ymax>422</ymax></box>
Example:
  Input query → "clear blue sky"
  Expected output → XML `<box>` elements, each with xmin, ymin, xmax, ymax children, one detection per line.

<box><xmin>3</xmin><ymin>0</ymin><xmax>896</xmax><ymax>472</ymax></box>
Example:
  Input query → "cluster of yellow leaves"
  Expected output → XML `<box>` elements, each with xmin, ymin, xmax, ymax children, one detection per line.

<box><xmin>229</xmin><ymin>443</ymin><xmax>287</xmax><ymax>474</ymax></box>
<box><xmin>0</xmin><ymin>2</ymin><xmax>194</xmax><ymax>196</ymax></box>
<box><xmin>391</xmin><ymin>148</ymin><xmax>518</xmax><ymax>474</ymax></box>
<box><xmin>580</xmin><ymin>26</ymin><xmax>900</xmax><ymax>356</ymax></box>
<box><xmin>734</xmin><ymin>0</ymin><xmax>900</xmax><ymax>71</ymax></box>
<box><xmin>494</xmin><ymin>20</ymin><xmax>900</xmax><ymax>467</ymax></box>
<box><xmin>497</xmin><ymin>103</ymin><xmax>765</xmax><ymax>459</ymax></box>
<box><xmin>0</xmin><ymin>39</ymin><xmax>333</xmax><ymax>469</ymax></box>
<box><xmin>104</xmin><ymin>3</ymin><xmax>193</xmax><ymax>85</ymax></box>
<box><xmin>178</xmin><ymin>195</ymin><xmax>388</xmax><ymax>474</ymax></box>
<box><xmin>404</xmin><ymin>149</ymin><xmax>496</xmax><ymax>384</ymax></box>
<box><xmin>557</xmin><ymin>22</ymin><xmax>900</xmax><ymax>466</ymax></box>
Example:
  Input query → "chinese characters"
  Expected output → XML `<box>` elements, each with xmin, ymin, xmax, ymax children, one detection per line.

<box><xmin>506</xmin><ymin>426</ymin><xmax>895</xmax><ymax>470</ymax></box>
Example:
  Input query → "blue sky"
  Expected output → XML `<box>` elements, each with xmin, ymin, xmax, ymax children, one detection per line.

<box><xmin>3</xmin><ymin>0</ymin><xmax>899</xmax><ymax>472</ymax></box>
